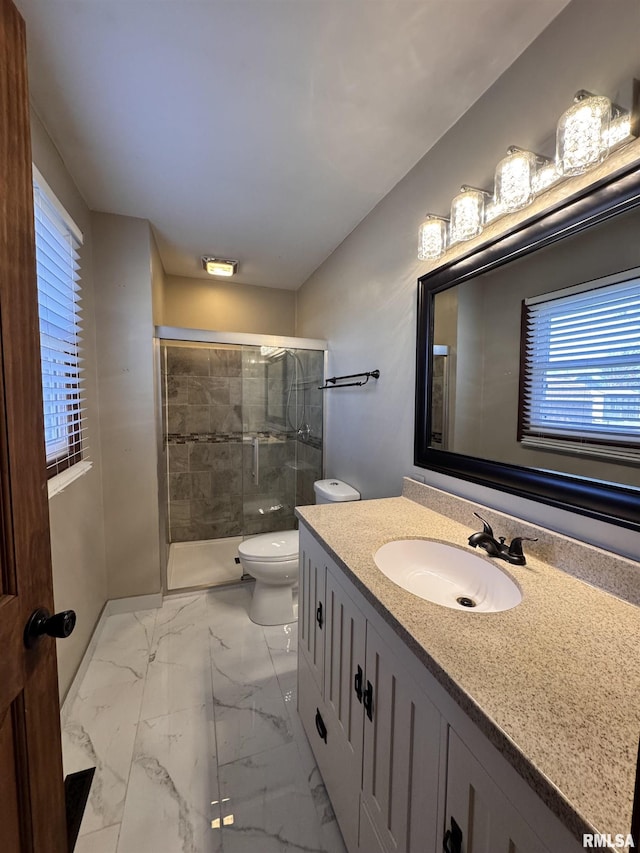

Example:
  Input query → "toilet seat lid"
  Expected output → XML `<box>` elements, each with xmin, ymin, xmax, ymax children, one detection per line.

<box><xmin>238</xmin><ymin>530</ymin><xmax>299</xmax><ymax>562</ymax></box>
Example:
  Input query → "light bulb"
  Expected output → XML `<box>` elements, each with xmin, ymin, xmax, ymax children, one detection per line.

<box><xmin>495</xmin><ymin>148</ymin><xmax>537</xmax><ymax>211</ymax></box>
<box><xmin>418</xmin><ymin>215</ymin><xmax>448</xmax><ymax>260</ymax></box>
<box><xmin>450</xmin><ymin>187</ymin><xmax>488</xmax><ymax>243</ymax></box>
<box><xmin>557</xmin><ymin>91</ymin><xmax>611</xmax><ymax>176</ymax></box>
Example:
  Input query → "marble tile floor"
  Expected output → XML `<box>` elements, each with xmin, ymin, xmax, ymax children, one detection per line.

<box><xmin>62</xmin><ymin>585</ymin><xmax>347</xmax><ymax>853</ymax></box>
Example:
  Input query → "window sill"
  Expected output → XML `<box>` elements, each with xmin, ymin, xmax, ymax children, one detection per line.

<box><xmin>48</xmin><ymin>460</ymin><xmax>93</xmax><ymax>499</ymax></box>
<box><xmin>520</xmin><ymin>436</ymin><xmax>640</xmax><ymax>464</ymax></box>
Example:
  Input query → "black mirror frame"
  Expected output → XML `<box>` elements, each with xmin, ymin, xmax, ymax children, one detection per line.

<box><xmin>415</xmin><ymin>163</ymin><xmax>640</xmax><ymax>532</ymax></box>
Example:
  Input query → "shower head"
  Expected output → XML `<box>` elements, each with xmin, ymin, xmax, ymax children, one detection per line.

<box><xmin>260</xmin><ymin>345</ymin><xmax>288</xmax><ymax>361</ymax></box>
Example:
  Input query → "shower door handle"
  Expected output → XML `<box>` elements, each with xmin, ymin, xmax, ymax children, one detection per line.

<box><xmin>252</xmin><ymin>436</ymin><xmax>259</xmax><ymax>486</ymax></box>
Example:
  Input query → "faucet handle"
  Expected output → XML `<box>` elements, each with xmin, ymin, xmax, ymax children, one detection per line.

<box><xmin>507</xmin><ymin>536</ymin><xmax>538</xmax><ymax>558</ymax></box>
<box><xmin>472</xmin><ymin>512</ymin><xmax>494</xmax><ymax>537</ymax></box>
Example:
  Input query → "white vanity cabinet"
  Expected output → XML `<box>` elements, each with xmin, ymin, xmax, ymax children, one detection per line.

<box><xmin>298</xmin><ymin>523</ymin><xmax>588</xmax><ymax>853</ymax></box>
<box><xmin>445</xmin><ymin>729</ymin><xmax>551</xmax><ymax>853</ymax></box>
<box><xmin>298</xmin><ymin>525</ymin><xmax>443</xmax><ymax>853</ymax></box>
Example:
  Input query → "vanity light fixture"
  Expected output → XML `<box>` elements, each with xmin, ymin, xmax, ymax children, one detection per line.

<box><xmin>201</xmin><ymin>256</ymin><xmax>238</xmax><ymax>277</ymax></box>
<box><xmin>416</xmin><ymin>82</ymin><xmax>637</xmax><ymax>263</ymax></box>
<box><xmin>449</xmin><ymin>187</ymin><xmax>490</xmax><ymax>244</ymax></box>
<box><xmin>418</xmin><ymin>215</ymin><xmax>449</xmax><ymax>260</ymax></box>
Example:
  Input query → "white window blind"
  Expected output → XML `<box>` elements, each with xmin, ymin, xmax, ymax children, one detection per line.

<box><xmin>33</xmin><ymin>168</ymin><xmax>86</xmax><ymax>478</ymax></box>
<box><xmin>520</xmin><ymin>270</ymin><xmax>640</xmax><ymax>460</ymax></box>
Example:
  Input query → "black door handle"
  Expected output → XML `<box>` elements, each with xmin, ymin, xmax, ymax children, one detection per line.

<box><xmin>24</xmin><ymin>607</ymin><xmax>76</xmax><ymax>649</ymax></box>
<box><xmin>315</xmin><ymin>708</ymin><xmax>327</xmax><ymax>743</ymax></box>
<box><xmin>443</xmin><ymin>817</ymin><xmax>463</xmax><ymax>853</ymax></box>
<box><xmin>354</xmin><ymin>665</ymin><xmax>363</xmax><ymax>703</ymax></box>
<box><xmin>316</xmin><ymin>601</ymin><xmax>323</xmax><ymax>629</ymax></box>
<box><xmin>363</xmin><ymin>679</ymin><xmax>374</xmax><ymax>721</ymax></box>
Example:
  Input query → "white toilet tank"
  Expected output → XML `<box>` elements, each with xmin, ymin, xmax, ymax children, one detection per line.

<box><xmin>313</xmin><ymin>478</ymin><xmax>360</xmax><ymax>504</ymax></box>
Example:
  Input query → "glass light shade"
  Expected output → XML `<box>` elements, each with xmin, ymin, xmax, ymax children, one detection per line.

<box><xmin>202</xmin><ymin>256</ymin><xmax>238</xmax><ymax>277</ymax></box>
<box><xmin>418</xmin><ymin>215</ymin><xmax>448</xmax><ymax>260</ymax></box>
<box><xmin>450</xmin><ymin>188</ymin><xmax>486</xmax><ymax>243</ymax></box>
<box><xmin>532</xmin><ymin>161</ymin><xmax>560</xmax><ymax>194</ymax></box>
<box><xmin>605</xmin><ymin>111</ymin><xmax>632</xmax><ymax>148</ymax></box>
<box><xmin>495</xmin><ymin>149</ymin><xmax>536</xmax><ymax>211</ymax></box>
<box><xmin>556</xmin><ymin>92</ymin><xmax>611</xmax><ymax>176</ymax></box>
<box><xmin>484</xmin><ymin>199</ymin><xmax>505</xmax><ymax>224</ymax></box>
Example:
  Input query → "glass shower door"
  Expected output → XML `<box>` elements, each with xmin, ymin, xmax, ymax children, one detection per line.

<box><xmin>241</xmin><ymin>346</ymin><xmax>298</xmax><ymax>537</ymax></box>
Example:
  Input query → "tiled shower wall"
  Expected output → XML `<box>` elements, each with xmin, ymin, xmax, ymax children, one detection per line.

<box><xmin>161</xmin><ymin>342</ymin><xmax>323</xmax><ymax>543</ymax></box>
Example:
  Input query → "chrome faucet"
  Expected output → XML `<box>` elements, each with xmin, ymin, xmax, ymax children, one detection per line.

<box><xmin>467</xmin><ymin>512</ymin><xmax>537</xmax><ymax>566</ymax></box>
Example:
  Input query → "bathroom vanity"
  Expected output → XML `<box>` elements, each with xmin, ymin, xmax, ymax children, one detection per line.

<box><xmin>295</xmin><ymin>482</ymin><xmax>640</xmax><ymax>853</ymax></box>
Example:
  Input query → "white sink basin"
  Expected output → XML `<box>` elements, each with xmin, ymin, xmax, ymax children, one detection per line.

<box><xmin>373</xmin><ymin>540</ymin><xmax>522</xmax><ymax>612</ymax></box>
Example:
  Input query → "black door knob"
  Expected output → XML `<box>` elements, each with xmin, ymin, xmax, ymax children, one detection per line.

<box><xmin>24</xmin><ymin>608</ymin><xmax>76</xmax><ymax>649</ymax></box>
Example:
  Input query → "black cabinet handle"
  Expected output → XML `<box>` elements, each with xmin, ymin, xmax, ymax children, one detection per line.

<box><xmin>443</xmin><ymin>817</ymin><xmax>463</xmax><ymax>853</ymax></box>
<box><xmin>354</xmin><ymin>665</ymin><xmax>363</xmax><ymax>703</ymax></box>
<box><xmin>315</xmin><ymin>708</ymin><xmax>327</xmax><ymax>743</ymax></box>
<box><xmin>316</xmin><ymin>601</ymin><xmax>323</xmax><ymax>629</ymax></box>
<box><xmin>363</xmin><ymin>679</ymin><xmax>374</xmax><ymax>721</ymax></box>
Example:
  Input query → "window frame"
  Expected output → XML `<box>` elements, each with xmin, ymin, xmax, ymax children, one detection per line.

<box><xmin>32</xmin><ymin>166</ymin><xmax>86</xmax><ymax>481</ymax></box>
<box><xmin>518</xmin><ymin>269</ymin><xmax>640</xmax><ymax>461</ymax></box>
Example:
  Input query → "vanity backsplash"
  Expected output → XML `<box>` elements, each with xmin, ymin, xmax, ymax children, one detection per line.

<box><xmin>403</xmin><ymin>477</ymin><xmax>640</xmax><ymax>608</ymax></box>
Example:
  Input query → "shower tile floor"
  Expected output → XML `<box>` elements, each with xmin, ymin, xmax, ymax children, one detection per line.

<box><xmin>167</xmin><ymin>537</ymin><xmax>244</xmax><ymax>590</ymax></box>
<box><xmin>61</xmin><ymin>585</ymin><xmax>347</xmax><ymax>853</ymax></box>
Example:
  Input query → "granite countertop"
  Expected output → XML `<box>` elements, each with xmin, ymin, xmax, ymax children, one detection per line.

<box><xmin>296</xmin><ymin>495</ymin><xmax>640</xmax><ymax>846</ymax></box>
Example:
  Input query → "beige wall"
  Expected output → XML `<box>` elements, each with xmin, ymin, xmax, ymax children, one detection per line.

<box><xmin>92</xmin><ymin>213</ymin><xmax>162</xmax><ymax>599</ymax></box>
<box><xmin>30</xmin><ymin>109</ymin><xmax>109</xmax><ymax>700</ymax></box>
<box><xmin>162</xmin><ymin>274</ymin><xmax>295</xmax><ymax>336</ymax></box>
<box><xmin>296</xmin><ymin>0</ymin><xmax>640</xmax><ymax>559</ymax></box>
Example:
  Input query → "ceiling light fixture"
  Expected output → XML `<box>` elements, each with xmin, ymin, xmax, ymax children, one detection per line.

<box><xmin>417</xmin><ymin>82</ymin><xmax>637</xmax><ymax>263</ymax></box>
<box><xmin>202</xmin><ymin>256</ymin><xmax>238</xmax><ymax>277</ymax></box>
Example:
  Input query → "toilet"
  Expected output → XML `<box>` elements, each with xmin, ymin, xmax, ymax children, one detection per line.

<box><xmin>239</xmin><ymin>478</ymin><xmax>361</xmax><ymax>625</ymax></box>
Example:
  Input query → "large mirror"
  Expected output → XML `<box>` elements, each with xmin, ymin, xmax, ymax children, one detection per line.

<box><xmin>415</xmin><ymin>166</ymin><xmax>640</xmax><ymax>531</ymax></box>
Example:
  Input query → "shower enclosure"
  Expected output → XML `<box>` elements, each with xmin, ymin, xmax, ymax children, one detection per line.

<box><xmin>157</xmin><ymin>329</ymin><xmax>326</xmax><ymax>591</ymax></box>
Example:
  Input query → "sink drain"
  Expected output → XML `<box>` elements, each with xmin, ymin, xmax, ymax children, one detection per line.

<box><xmin>456</xmin><ymin>596</ymin><xmax>477</xmax><ymax>608</ymax></box>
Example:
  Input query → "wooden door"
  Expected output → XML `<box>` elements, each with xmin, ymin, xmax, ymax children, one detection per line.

<box><xmin>0</xmin><ymin>1</ymin><xmax>68</xmax><ymax>850</ymax></box>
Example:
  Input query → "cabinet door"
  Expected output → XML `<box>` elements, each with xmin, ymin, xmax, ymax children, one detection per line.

<box><xmin>446</xmin><ymin>729</ymin><xmax>550</xmax><ymax>853</ymax></box>
<box><xmin>324</xmin><ymin>569</ymin><xmax>367</xmax><ymax>850</ymax></box>
<box><xmin>324</xmin><ymin>569</ymin><xmax>366</xmax><ymax>770</ymax></box>
<box><xmin>362</xmin><ymin>623</ymin><xmax>442</xmax><ymax>853</ymax></box>
<box><xmin>299</xmin><ymin>528</ymin><xmax>326</xmax><ymax>692</ymax></box>
<box><xmin>359</xmin><ymin>799</ymin><xmax>388</xmax><ymax>853</ymax></box>
<box><xmin>298</xmin><ymin>646</ymin><xmax>361</xmax><ymax>853</ymax></box>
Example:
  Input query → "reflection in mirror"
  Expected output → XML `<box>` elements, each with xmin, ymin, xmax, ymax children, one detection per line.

<box><xmin>415</xmin><ymin>166</ymin><xmax>640</xmax><ymax>529</ymax></box>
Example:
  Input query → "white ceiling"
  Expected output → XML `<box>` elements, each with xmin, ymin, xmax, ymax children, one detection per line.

<box><xmin>16</xmin><ymin>0</ymin><xmax>570</xmax><ymax>290</ymax></box>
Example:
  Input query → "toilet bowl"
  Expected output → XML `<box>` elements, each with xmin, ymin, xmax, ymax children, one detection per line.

<box><xmin>238</xmin><ymin>530</ymin><xmax>300</xmax><ymax>625</ymax></box>
<box><xmin>239</xmin><ymin>478</ymin><xmax>361</xmax><ymax>625</ymax></box>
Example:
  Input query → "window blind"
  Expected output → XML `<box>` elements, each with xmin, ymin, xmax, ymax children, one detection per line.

<box><xmin>33</xmin><ymin>168</ymin><xmax>86</xmax><ymax>478</ymax></box>
<box><xmin>520</xmin><ymin>272</ymin><xmax>640</xmax><ymax>459</ymax></box>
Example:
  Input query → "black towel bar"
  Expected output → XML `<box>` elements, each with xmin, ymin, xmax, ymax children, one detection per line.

<box><xmin>319</xmin><ymin>369</ymin><xmax>380</xmax><ymax>390</ymax></box>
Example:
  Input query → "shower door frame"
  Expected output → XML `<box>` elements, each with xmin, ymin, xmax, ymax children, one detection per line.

<box><xmin>154</xmin><ymin>326</ymin><xmax>328</xmax><ymax>595</ymax></box>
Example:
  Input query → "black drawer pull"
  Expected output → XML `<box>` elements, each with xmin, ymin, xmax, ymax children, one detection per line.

<box><xmin>354</xmin><ymin>665</ymin><xmax>363</xmax><ymax>703</ymax></box>
<box><xmin>315</xmin><ymin>708</ymin><xmax>327</xmax><ymax>743</ymax></box>
<box><xmin>443</xmin><ymin>817</ymin><xmax>463</xmax><ymax>853</ymax></box>
<box><xmin>363</xmin><ymin>679</ymin><xmax>374</xmax><ymax>721</ymax></box>
<box><xmin>316</xmin><ymin>601</ymin><xmax>323</xmax><ymax>629</ymax></box>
